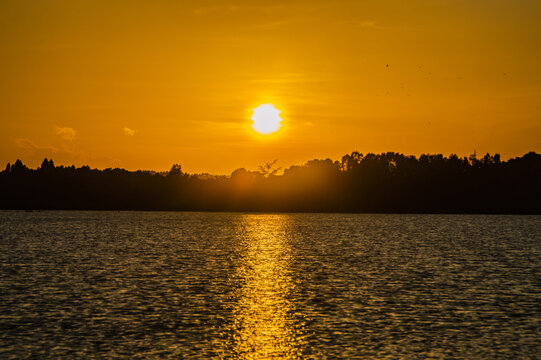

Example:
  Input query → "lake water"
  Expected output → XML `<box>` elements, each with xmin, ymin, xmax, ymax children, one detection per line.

<box><xmin>0</xmin><ymin>211</ymin><xmax>539</xmax><ymax>359</ymax></box>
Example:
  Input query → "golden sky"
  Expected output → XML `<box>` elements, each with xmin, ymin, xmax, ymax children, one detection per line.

<box><xmin>1</xmin><ymin>0</ymin><xmax>540</xmax><ymax>174</ymax></box>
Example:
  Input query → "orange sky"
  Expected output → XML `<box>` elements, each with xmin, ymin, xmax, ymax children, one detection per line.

<box><xmin>1</xmin><ymin>0</ymin><xmax>540</xmax><ymax>174</ymax></box>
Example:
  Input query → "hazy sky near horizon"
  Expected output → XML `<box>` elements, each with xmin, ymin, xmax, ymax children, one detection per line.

<box><xmin>1</xmin><ymin>0</ymin><xmax>540</xmax><ymax>173</ymax></box>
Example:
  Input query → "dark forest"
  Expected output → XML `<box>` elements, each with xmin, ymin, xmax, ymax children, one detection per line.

<box><xmin>1</xmin><ymin>151</ymin><xmax>539</xmax><ymax>213</ymax></box>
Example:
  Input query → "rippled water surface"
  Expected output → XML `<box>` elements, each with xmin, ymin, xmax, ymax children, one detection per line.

<box><xmin>0</xmin><ymin>211</ymin><xmax>540</xmax><ymax>359</ymax></box>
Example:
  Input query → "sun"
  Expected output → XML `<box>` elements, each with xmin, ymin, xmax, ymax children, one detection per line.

<box><xmin>251</xmin><ymin>104</ymin><xmax>283</xmax><ymax>135</ymax></box>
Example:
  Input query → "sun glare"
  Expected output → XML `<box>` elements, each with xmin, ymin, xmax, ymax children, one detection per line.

<box><xmin>251</xmin><ymin>104</ymin><xmax>283</xmax><ymax>135</ymax></box>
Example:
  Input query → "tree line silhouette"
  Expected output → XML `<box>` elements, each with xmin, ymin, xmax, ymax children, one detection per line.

<box><xmin>1</xmin><ymin>151</ymin><xmax>539</xmax><ymax>213</ymax></box>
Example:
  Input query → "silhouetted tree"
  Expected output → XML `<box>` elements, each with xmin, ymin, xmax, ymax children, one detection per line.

<box><xmin>257</xmin><ymin>160</ymin><xmax>281</xmax><ymax>177</ymax></box>
<box><xmin>11</xmin><ymin>159</ymin><xmax>27</xmax><ymax>174</ymax></box>
<box><xmin>168</xmin><ymin>164</ymin><xmax>183</xmax><ymax>176</ymax></box>
<box><xmin>0</xmin><ymin>152</ymin><xmax>539</xmax><ymax>213</ymax></box>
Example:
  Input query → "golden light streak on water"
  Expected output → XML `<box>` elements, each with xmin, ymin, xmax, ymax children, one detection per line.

<box><xmin>227</xmin><ymin>215</ymin><xmax>304</xmax><ymax>359</ymax></box>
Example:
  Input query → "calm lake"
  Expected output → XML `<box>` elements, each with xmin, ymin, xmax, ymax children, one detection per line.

<box><xmin>0</xmin><ymin>211</ymin><xmax>539</xmax><ymax>359</ymax></box>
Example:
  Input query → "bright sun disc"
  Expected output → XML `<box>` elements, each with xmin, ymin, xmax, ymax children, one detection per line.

<box><xmin>251</xmin><ymin>104</ymin><xmax>282</xmax><ymax>135</ymax></box>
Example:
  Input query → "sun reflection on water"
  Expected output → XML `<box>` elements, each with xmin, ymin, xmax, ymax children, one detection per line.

<box><xmin>226</xmin><ymin>215</ymin><xmax>305</xmax><ymax>359</ymax></box>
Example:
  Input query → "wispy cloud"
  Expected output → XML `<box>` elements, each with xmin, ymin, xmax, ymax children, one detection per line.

<box><xmin>247</xmin><ymin>72</ymin><xmax>330</xmax><ymax>85</ymax></box>
<box><xmin>55</xmin><ymin>126</ymin><xmax>77</xmax><ymax>141</ymax></box>
<box><xmin>192</xmin><ymin>5</ymin><xmax>239</xmax><ymax>16</ymax></box>
<box><xmin>245</xmin><ymin>18</ymin><xmax>299</xmax><ymax>31</ymax></box>
<box><xmin>14</xmin><ymin>137</ymin><xmax>118</xmax><ymax>167</ymax></box>
<box><xmin>15</xmin><ymin>137</ymin><xmax>74</xmax><ymax>163</ymax></box>
<box><xmin>15</xmin><ymin>138</ymin><xmax>59</xmax><ymax>153</ymax></box>
<box><xmin>192</xmin><ymin>4</ymin><xmax>287</xmax><ymax>16</ymax></box>
<box><xmin>122</xmin><ymin>127</ymin><xmax>136</xmax><ymax>136</ymax></box>
<box><xmin>334</xmin><ymin>20</ymin><xmax>387</xmax><ymax>29</ymax></box>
